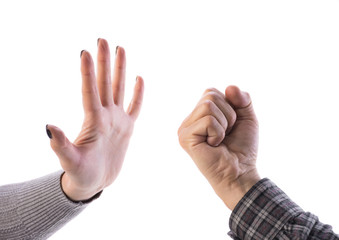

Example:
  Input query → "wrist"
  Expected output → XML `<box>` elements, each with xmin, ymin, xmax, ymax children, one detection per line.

<box><xmin>215</xmin><ymin>171</ymin><xmax>261</xmax><ymax>211</ymax></box>
<box><xmin>61</xmin><ymin>172</ymin><xmax>102</xmax><ymax>202</ymax></box>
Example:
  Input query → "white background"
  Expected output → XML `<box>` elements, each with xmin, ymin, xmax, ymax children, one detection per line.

<box><xmin>0</xmin><ymin>0</ymin><xmax>338</xmax><ymax>239</ymax></box>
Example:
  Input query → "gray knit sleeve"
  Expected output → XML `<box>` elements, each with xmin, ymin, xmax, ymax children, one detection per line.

<box><xmin>0</xmin><ymin>171</ymin><xmax>95</xmax><ymax>240</ymax></box>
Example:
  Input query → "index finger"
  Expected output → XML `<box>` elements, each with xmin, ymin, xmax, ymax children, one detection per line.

<box><xmin>81</xmin><ymin>50</ymin><xmax>101</xmax><ymax>112</ymax></box>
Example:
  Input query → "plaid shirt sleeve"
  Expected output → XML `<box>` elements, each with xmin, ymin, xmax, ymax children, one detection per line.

<box><xmin>228</xmin><ymin>178</ymin><xmax>339</xmax><ymax>240</ymax></box>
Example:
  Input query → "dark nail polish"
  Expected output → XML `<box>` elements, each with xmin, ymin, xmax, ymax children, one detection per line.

<box><xmin>80</xmin><ymin>50</ymin><xmax>85</xmax><ymax>58</ymax></box>
<box><xmin>46</xmin><ymin>125</ymin><xmax>52</xmax><ymax>139</ymax></box>
<box><xmin>97</xmin><ymin>38</ymin><xmax>101</xmax><ymax>46</ymax></box>
<box><xmin>115</xmin><ymin>46</ymin><xmax>119</xmax><ymax>55</ymax></box>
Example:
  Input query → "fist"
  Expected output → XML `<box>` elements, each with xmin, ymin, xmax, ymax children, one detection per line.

<box><xmin>178</xmin><ymin>86</ymin><xmax>260</xmax><ymax>210</ymax></box>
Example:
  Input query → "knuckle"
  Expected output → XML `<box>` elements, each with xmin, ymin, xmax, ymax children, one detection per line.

<box><xmin>229</xmin><ymin>112</ymin><xmax>237</xmax><ymax>125</ymax></box>
<box><xmin>177</xmin><ymin>128</ymin><xmax>187</xmax><ymax>147</ymax></box>
<box><xmin>81</xmin><ymin>66</ymin><xmax>94</xmax><ymax>77</ymax></box>
<box><xmin>220</xmin><ymin>128</ymin><xmax>226</xmax><ymax>139</ymax></box>
<box><xmin>204</xmin><ymin>91</ymin><xmax>220</xmax><ymax>103</ymax></box>
<box><xmin>204</xmin><ymin>87</ymin><xmax>219</xmax><ymax>94</ymax></box>
<box><xmin>200</xmin><ymin>100</ymin><xmax>215</xmax><ymax>112</ymax></box>
<box><xmin>221</xmin><ymin>117</ymin><xmax>228</xmax><ymax>131</ymax></box>
<box><xmin>116</xmin><ymin>64</ymin><xmax>124</xmax><ymax>71</ymax></box>
<box><xmin>132</xmin><ymin>98</ymin><xmax>143</xmax><ymax>107</ymax></box>
<box><xmin>205</xmin><ymin>115</ymin><xmax>217</xmax><ymax>126</ymax></box>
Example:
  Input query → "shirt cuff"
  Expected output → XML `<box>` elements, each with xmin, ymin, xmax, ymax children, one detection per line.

<box><xmin>60</xmin><ymin>171</ymin><xmax>103</xmax><ymax>204</ymax></box>
<box><xmin>228</xmin><ymin>178</ymin><xmax>303</xmax><ymax>239</ymax></box>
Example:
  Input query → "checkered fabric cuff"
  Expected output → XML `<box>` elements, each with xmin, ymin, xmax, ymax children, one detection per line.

<box><xmin>228</xmin><ymin>178</ymin><xmax>303</xmax><ymax>239</ymax></box>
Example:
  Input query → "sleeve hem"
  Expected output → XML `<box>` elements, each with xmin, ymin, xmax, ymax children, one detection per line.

<box><xmin>59</xmin><ymin>172</ymin><xmax>103</xmax><ymax>204</ymax></box>
<box><xmin>228</xmin><ymin>178</ymin><xmax>303</xmax><ymax>239</ymax></box>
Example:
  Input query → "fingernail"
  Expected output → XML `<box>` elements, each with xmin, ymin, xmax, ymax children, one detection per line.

<box><xmin>80</xmin><ymin>50</ymin><xmax>85</xmax><ymax>58</ymax></box>
<box><xmin>46</xmin><ymin>125</ymin><xmax>52</xmax><ymax>139</ymax></box>
<box><xmin>115</xmin><ymin>46</ymin><xmax>119</xmax><ymax>55</ymax></box>
<box><xmin>97</xmin><ymin>38</ymin><xmax>101</xmax><ymax>46</ymax></box>
<box><xmin>136</xmin><ymin>76</ymin><xmax>138</xmax><ymax>82</ymax></box>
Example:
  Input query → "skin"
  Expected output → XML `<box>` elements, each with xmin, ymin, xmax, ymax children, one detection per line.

<box><xmin>47</xmin><ymin>38</ymin><xmax>144</xmax><ymax>201</ymax></box>
<box><xmin>178</xmin><ymin>86</ymin><xmax>261</xmax><ymax>210</ymax></box>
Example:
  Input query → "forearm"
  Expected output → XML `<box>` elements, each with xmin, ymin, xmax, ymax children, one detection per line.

<box><xmin>228</xmin><ymin>178</ymin><xmax>339</xmax><ymax>239</ymax></box>
<box><xmin>0</xmin><ymin>171</ymin><xmax>94</xmax><ymax>240</ymax></box>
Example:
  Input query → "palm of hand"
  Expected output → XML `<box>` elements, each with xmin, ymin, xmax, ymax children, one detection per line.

<box><xmin>70</xmin><ymin>106</ymin><xmax>134</xmax><ymax>191</ymax></box>
<box><xmin>48</xmin><ymin>39</ymin><xmax>144</xmax><ymax>201</ymax></box>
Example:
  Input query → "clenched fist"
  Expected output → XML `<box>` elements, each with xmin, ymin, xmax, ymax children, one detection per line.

<box><xmin>178</xmin><ymin>86</ymin><xmax>261</xmax><ymax>210</ymax></box>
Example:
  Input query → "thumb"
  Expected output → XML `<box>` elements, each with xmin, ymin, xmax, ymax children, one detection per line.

<box><xmin>225</xmin><ymin>85</ymin><xmax>257</xmax><ymax>121</ymax></box>
<box><xmin>46</xmin><ymin>124</ymin><xmax>77</xmax><ymax>169</ymax></box>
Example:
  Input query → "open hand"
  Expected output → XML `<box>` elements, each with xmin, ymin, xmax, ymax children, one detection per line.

<box><xmin>47</xmin><ymin>38</ymin><xmax>144</xmax><ymax>201</ymax></box>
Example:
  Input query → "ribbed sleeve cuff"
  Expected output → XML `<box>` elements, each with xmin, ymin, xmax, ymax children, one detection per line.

<box><xmin>0</xmin><ymin>171</ymin><xmax>98</xmax><ymax>240</ymax></box>
<box><xmin>228</xmin><ymin>178</ymin><xmax>303</xmax><ymax>240</ymax></box>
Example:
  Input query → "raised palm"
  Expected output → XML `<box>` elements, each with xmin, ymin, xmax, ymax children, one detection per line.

<box><xmin>47</xmin><ymin>39</ymin><xmax>144</xmax><ymax>201</ymax></box>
